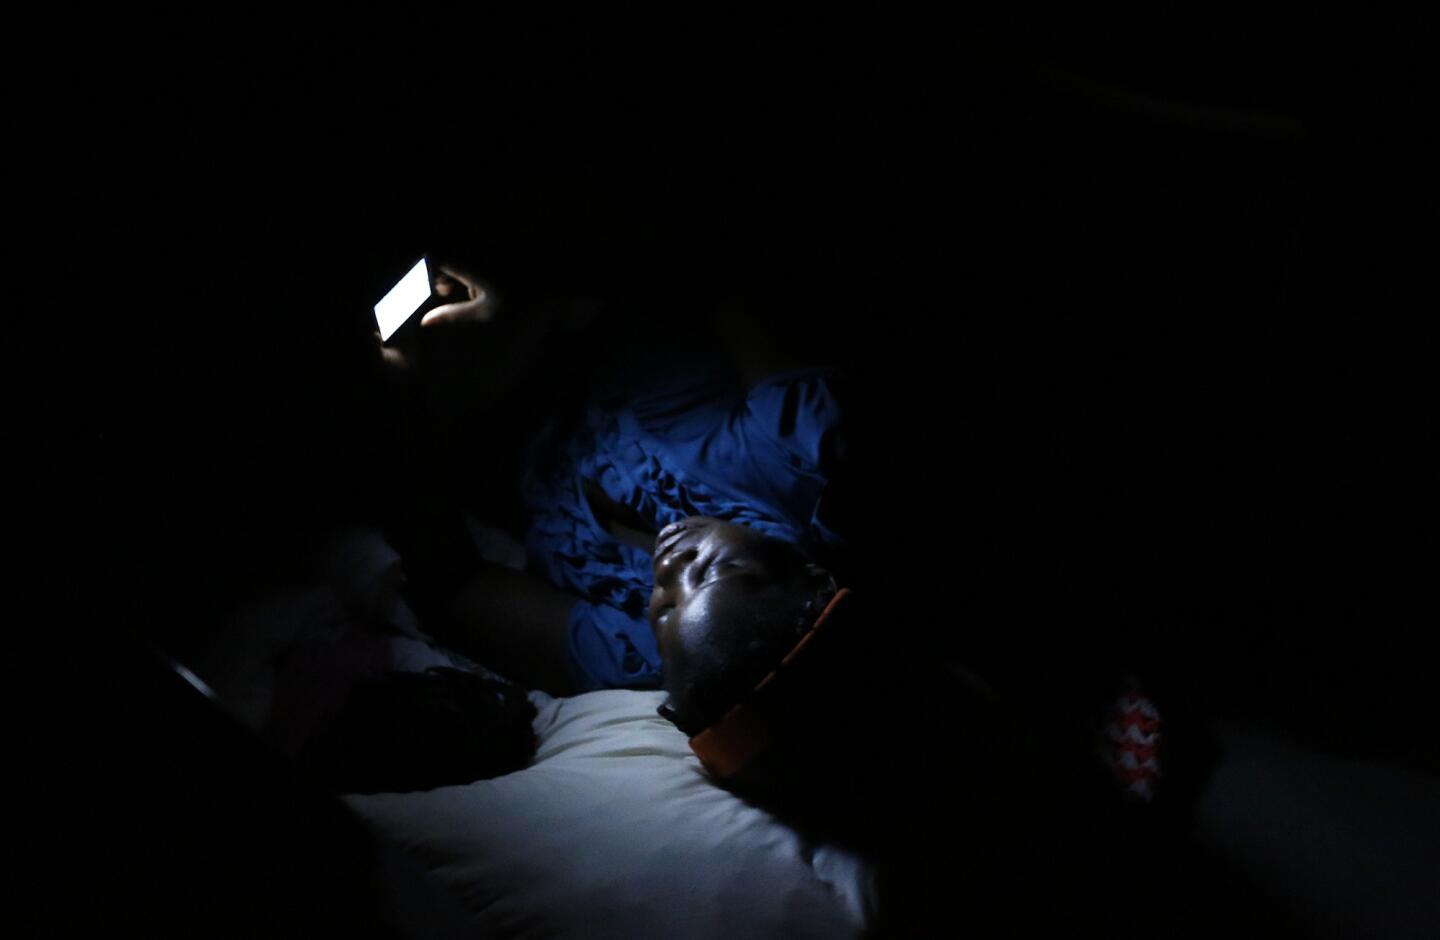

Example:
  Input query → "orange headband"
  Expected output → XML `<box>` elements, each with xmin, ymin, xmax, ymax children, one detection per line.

<box><xmin>687</xmin><ymin>587</ymin><xmax>853</xmax><ymax>779</ymax></box>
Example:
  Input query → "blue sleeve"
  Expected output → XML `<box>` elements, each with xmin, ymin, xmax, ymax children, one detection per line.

<box><xmin>736</xmin><ymin>368</ymin><xmax>850</xmax><ymax>557</ymax></box>
<box><xmin>741</xmin><ymin>368</ymin><xmax>847</xmax><ymax>477</ymax></box>
<box><xmin>566</xmin><ymin>599</ymin><xmax>664</xmax><ymax>692</ymax></box>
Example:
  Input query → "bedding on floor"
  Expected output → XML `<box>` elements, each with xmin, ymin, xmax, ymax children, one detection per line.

<box><xmin>347</xmin><ymin>688</ymin><xmax>877</xmax><ymax>938</ymax></box>
<box><xmin>179</xmin><ymin>526</ymin><xmax>878</xmax><ymax>938</ymax></box>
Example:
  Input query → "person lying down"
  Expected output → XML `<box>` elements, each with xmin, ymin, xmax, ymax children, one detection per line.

<box><xmin>268</xmin><ymin>512</ymin><xmax>1180</xmax><ymax>935</ymax></box>
<box><xmin>249</xmin><ymin>265</ymin><xmax>1220</xmax><ymax>935</ymax></box>
<box><xmin>268</xmin><ymin>515</ymin><xmax>852</xmax><ymax>798</ymax></box>
<box><xmin>285</xmin><ymin>263</ymin><xmax>1203</xmax><ymax>818</ymax></box>
<box><xmin>271</xmin><ymin>262</ymin><xmax>860</xmax><ymax>794</ymax></box>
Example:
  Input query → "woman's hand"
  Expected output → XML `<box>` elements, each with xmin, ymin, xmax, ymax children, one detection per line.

<box><xmin>423</xmin><ymin>265</ymin><xmax>499</xmax><ymax>327</ymax></box>
<box><xmin>372</xmin><ymin>265</ymin><xmax>503</xmax><ymax>592</ymax></box>
<box><xmin>373</xmin><ymin>263</ymin><xmax>504</xmax><ymax>412</ymax></box>
<box><xmin>375</xmin><ymin>265</ymin><xmax>498</xmax><ymax>371</ymax></box>
<box><xmin>373</xmin><ymin>258</ymin><xmax>606</xmax><ymax>422</ymax></box>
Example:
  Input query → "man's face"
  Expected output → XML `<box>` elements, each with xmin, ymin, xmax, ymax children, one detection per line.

<box><xmin>649</xmin><ymin>516</ymin><xmax>817</xmax><ymax>733</ymax></box>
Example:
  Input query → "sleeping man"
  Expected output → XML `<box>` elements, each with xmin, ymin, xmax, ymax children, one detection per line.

<box><xmin>386</xmin><ymin>262</ymin><xmax>853</xmax><ymax>699</ymax></box>
<box><xmin>639</xmin><ymin>514</ymin><xmax>1215</xmax><ymax>938</ymax></box>
<box><xmin>366</xmin><ymin>262</ymin><xmax>1048</xmax><ymax>829</ymax></box>
<box><xmin>298</xmin><ymin>259</ymin><xmax>1209</xmax><ymax>933</ymax></box>
<box><xmin>286</xmin><ymin>260</ymin><xmax>855</xmax><ymax>790</ymax></box>
<box><xmin>647</xmin><ymin>515</ymin><xmax>840</xmax><ymax>738</ymax></box>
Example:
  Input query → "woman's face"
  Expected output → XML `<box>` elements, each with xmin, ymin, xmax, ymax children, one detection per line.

<box><xmin>649</xmin><ymin>516</ymin><xmax>824</xmax><ymax>733</ymax></box>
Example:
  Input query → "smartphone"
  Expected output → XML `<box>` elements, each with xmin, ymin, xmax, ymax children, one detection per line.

<box><xmin>374</xmin><ymin>256</ymin><xmax>442</xmax><ymax>343</ymax></box>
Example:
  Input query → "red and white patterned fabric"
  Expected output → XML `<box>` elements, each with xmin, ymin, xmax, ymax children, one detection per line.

<box><xmin>1098</xmin><ymin>675</ymin><xmax>1164</xmax><ymax>803</ymax></box>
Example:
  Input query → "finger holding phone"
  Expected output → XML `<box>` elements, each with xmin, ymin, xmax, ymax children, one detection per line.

<box><xmin>371</xmin><ymin>253</ymin><xmax>602</xmax><ymax>421</ymax></box>
<box><xmin>424</xmin><ymin>265</ymin><xmax>497</xmax><ymax>327</ymax></box>
<box><xmin>374</xmin><ymin>256</ymin><xmax>499</xmax><ymax>363</ymax></box>
<box><xmin>370</xmin><ymin>257</ymin><xmax>497</xmax><ymax>608</ymax></box>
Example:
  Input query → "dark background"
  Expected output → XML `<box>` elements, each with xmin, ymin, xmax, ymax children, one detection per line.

<box><xmin>44</xmin><ymin>13</ymin><xmax>1431</xmax><ymax>935</ymax></box>
<box><xmin>76</xmin><ymin>16</ymin><xmax>1426</xmax><ymax>758</ymax></box>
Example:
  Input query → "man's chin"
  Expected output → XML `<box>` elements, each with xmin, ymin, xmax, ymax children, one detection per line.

<box><xmin>655</xmin><ymin>693</ymin><xmax>707</xmax><ymax>737</ymax></box>
<box><xmin>655</xmin><ymin>697</ymin><xmax>688</xmax><ymax>731</ymax></box>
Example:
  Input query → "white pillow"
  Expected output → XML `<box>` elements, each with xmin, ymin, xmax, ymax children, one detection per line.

<box><xmin>345</xmin><ymin>689</ymin><xmax>877</xmax><ymax>939</ymax></box>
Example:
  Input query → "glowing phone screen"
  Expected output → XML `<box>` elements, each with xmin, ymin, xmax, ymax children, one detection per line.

<box><xmin>374</xmin><ymin>257</ymin><xmax>431</xmax><ymax>341</ymax></box>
